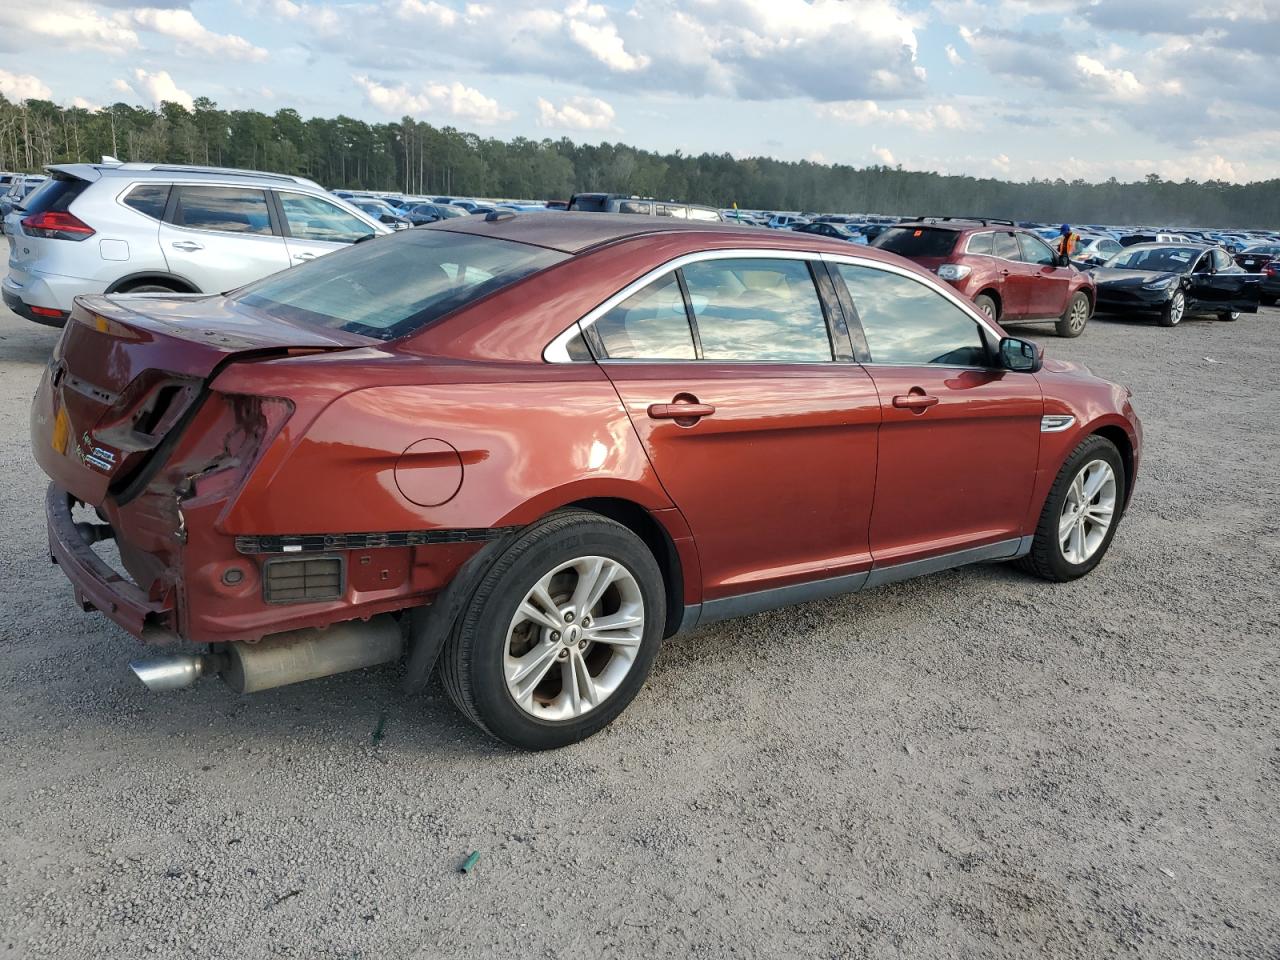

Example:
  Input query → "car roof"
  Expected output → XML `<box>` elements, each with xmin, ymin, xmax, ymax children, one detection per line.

<box><xmin>46</xmin><ymin>161</ymin><xmax>322</xmax><ymax>189</ymax></box>
<box><xmin>425</xmin><ymin>211</ymin><xmax>842</xmax><ymax>254</ymax></box>
<box><xmin>1122</xmin><ymin>242</ymin><xmax>1215</xmax><ymax>252</ymax></box>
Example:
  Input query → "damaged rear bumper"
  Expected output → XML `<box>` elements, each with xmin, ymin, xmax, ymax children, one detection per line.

<box><xmin>45</xmin><ymin>483</ymin><xmax>176</xmax><ymax>642</ymax></box>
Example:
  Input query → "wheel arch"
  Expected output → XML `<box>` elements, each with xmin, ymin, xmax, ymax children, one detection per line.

<box><xmin>974</xmin><ymin>287</ymin><xmax>1002</xmax><ymax>317</ymax></box>
<box><xmin>104</xmin><ymin>271</ymin><xmax>201</xmax><ymax>295</ymax></box>
<box><xmin>565</xmin><ymin>496</ymin><xmax>689</xmax><ymax>638</ymax></box>
<box><xmin>1090</xmin><ymin>423</ymin><xmax>1135</xmax><ymax>512</ymax></box>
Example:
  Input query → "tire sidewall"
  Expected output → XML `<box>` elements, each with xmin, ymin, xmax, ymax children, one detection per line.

<box><xmin>1160</xmin><ymin>290</ymin><xmax>1184</xmax><ymax>326</ymax></box>
<box><xmin>1057</xmin><ymin>292</ymin><xmax>1090</xmax><ymax>338</ymax></box>
<box><xmin>974</xmin><ymin>294</ymin><xmax>997</xmax><ymax>320</ymax></box>
<box><xmin>460</xmin><ymin>520</ymin><xmax>666</xmax><ymax>750</ymax></box>
<box><xmin>1042</xmin><ymin>439</ymin><xmax>1126</xmax><ymax>580</ymax></box>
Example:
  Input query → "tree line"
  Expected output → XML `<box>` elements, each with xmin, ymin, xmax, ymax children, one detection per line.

<box><xmin>2</xmin><ymin>93</ymin><xmax>1277</xmax><ymax>228</ymax></box>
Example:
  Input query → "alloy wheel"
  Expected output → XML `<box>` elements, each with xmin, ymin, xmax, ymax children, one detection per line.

<box><xmin>1058</xmin><ymin>459</ymin><xmax>1117</xmax><ymax>565</ymax></box>
<box><xmin>1068</xmin><ymin>296</ymin><xmax>1089</xmax><ymax>333</ymax></box>
<box><xmin>1168</xmin><ymin>292</ymin><xmax>1185</xmax><ymax>325</ymax></box>
<box><xmin>503</xmin><ymin>556</ymin><xmax>645</xmax><ymax>721</ymax></box>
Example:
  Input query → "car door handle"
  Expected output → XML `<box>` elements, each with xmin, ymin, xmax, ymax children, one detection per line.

<box><xmin>892</xmin><ymin>393</ymin><xmax>939</xmax><ymax>411</ymax></box>
<box><xmin>648</xmin><ymin>401</ymin><xmax>715</xmax><ymax>421</ymax></box>
<box><xmin>293</xmin><ymin>252</ymin><xmax>318</xmax><ymax>261</ymax></box>
<box><xmin>170</xmin><ymin>241</ymin><xmax>203</xmax><ymax>252</ymax></box>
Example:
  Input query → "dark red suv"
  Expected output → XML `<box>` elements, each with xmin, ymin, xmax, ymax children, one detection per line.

<box><xmin>31</xmin><ymin>215</ymin><xmax>1140</xmax><ymax>750</ymax></box>
<box><xmin>874</xmin><ymin>220</ymin><xmax>1096</xmax><ymax>337</ymax></box>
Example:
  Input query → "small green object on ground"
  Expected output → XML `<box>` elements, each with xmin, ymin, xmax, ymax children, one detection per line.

<box><xmin>372</xmin><ymin>711</ymin><xmax>387</xmax><ymax>746</ymax></box>
<box><xmin>460</xmin><ymin>851</ymin><xmax>480</xmax><ymax>874</ymax></box>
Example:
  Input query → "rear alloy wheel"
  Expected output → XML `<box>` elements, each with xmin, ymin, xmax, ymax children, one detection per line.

<box><xmin>1158</xmin><ymin>289</ymin><xmax>1185</xmax><ymax>327</ymax></box>
<box><xmin>973</xmin><ymin>294</ymin><xmax>998</xmax><ymax>321</ymax></box>
<box><xmin>440</xmin><ymin>510</ymin><xmax>665</xmax><ymax>750</ymax></box>
<box><xmin>1055</xmin><ymin>291</ymin><xmax>1091</xmax><ymax>338</ymax></box>
<box><xmin>1017</xmin><ymin>435</ymin><xmax>1126</xmax><ymax>582</ymax></box>
<box><xmin>1218</xmin><ymin>310</ymin><xmax>1240</xmax><ymax>322</ymax></box>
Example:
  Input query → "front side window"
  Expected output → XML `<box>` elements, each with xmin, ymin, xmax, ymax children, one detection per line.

<box><xmin>279</xmin><ymin>192</ymin><xmax>377</xmax><ymax>243</ymax></box>
<box><xmin>595</xmin><ymin>273</ymin><xmax>696</xmax><ymax>360</ymax></box>
<box><xmin>233</xmin><ymin>230</ymin><xmax>566</xmax><ymax>341</ymax></box>
<box><xmin>682</xmin><ymin>258</ymin><xmax>832</xmax><ymax>362</ymax></box>
<box><xmin>1212</xmin><ymin>248</ymin><xmax>1234</xmax><ymax>271</ymax></box>
<box><xmin>836</xmin><ymin>264</ymin><xmax>989</xmax><ymax>367</ymax></box>
<box><xmin>1018</xmin><ymin>233</ymin><xmax>1058</xmax><ymax>265</ymax></box>
<box><xmin>993</xmin><ymin>231</ymin><xmax>1021</xmax><ymax>260</ymax></box>
<box><xmin>173</xmin><ymin>186</ymin><xmax>273</xmax><ymax>235</ymax></box>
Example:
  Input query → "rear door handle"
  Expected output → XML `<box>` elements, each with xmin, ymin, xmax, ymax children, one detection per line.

<box><xmin>293</xmin><ymin>252</ymin><xmax>318</xmax><ymax>261</ymax></box>
<box><xmin>892</xmin><ymin>393</ymin><xmax>939</xmax><ymax>411</ymax></box>
<box><xmin>648</xmin><ymin>401</ymin><xmax>715</xmax><ymax>421</ymax></box>
<box><xmin>170</xmin><ymin>241</ymin><xmax>203</xmax><ymax>252</ymax></box>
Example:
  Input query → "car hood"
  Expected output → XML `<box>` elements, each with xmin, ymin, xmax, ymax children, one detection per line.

<box><xmin>1041</xmin><ymin>356</ymin><xmax>1094</xmax><ymax>378</ymax></box>
<box><xmin>1092</xmin><ymin>267</ymin><xmax>1180</xmax><ymax>286</ymax></box>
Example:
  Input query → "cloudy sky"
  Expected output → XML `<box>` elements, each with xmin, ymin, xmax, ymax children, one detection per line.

<box><xmin>1</xmin><ymin>0</ymin><xmax>1277</xmax><ymax>184</ymax></box>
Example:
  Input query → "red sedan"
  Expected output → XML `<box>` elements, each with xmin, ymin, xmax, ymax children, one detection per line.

<box><xmin>31</xmin><ymin>214</ymin><xmax>1142</xmax><ymax>749</ymax></box>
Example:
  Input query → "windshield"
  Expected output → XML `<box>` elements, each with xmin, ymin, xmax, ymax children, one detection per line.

<box><xmin>232</xmin><ymin>229</ymin><xmax>568</xmax><ymax>341</ymax></box>
<box><xmin>1105</xmin><ymin>246</ymin><xmax>1199</xmax><ymax>272</ymax></box>
<box><xmin>872</xmin><ymin>227</ymin><xmax>959</xmax><ymax>258</ymax></box>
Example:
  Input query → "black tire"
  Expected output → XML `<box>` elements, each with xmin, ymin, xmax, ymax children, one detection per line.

<box><xmin>1016</xmin><ymin>435</ymin><xmax>1126</xmax><ymax>583</ymax></box>
<box><xmin>116</xmin><ymin>281</ymin><xmax>182</xmax><ymax>294</ymax></box>
<box><xmin>1217</xmin><ymin>310</ymin><xmax>1240</xmax><ymax>322</ymax></box>
<box><xmin>1055</xmin><ymin>291</ymin><xmax>1091</xmax><ymax>338</ymax></box>
<box><xmin>973</xmin><ymin>293</ymin><xmax>998</xmax><ymax>321</ymax></box>
<box><xmin>1157</xmin><ymin>289</ymin><xmax>1184</xmax><ymax>327</ymax></box>
<box><xmin>439</xmin><ymin>510</ymin><xmax>666</xmax><ymax>750</ymax></box>
<box><xmin>1261</xmin><ymin>295</ymin><xmax>1276</xmax><ymax>307</ymax></box>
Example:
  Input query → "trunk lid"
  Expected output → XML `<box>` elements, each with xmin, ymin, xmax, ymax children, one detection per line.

<box><xmin>31</xmin><ymin>293</ymin><xmax>368</xmax><ymax>506</ymax></box>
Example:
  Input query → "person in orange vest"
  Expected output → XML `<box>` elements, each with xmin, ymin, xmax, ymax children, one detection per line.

<box><xmin>1057</xmin><ymin>224</ymin><xmax>1079</xmax><ymax>260</ymax></box>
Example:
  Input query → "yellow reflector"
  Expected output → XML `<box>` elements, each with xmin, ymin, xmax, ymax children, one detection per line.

<box><xmin>52</xmin><ymin>407</ymin><xmax>69</xmax><ymax>454</ymax></box>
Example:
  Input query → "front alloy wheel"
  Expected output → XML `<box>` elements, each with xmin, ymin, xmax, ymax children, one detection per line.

<box><xmin>1058</xmin><ymin>460</ymin><xmax>1117</xmax><ymax>565</ymax></box>
<box><xmin>1159</xmin><ymin>290</ymin><xmax>1185</xmax><ymax>327</ymax></box>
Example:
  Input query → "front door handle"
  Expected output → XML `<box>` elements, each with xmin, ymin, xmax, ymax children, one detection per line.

<box><xmin>293</xmin><ymin>251</ymin><xmax>318</xmax><ymax>261</ymax></box>
<box><xmin>170</xmin><ymin>241</ymin><xmax>203</xmax><ymax>252</ymax></box>
<box><xmin>892</xmin><ymin>392</ymin><xmax>939</xmax><ymax>411</ymax></box>
<box><xmin>648</xmin><ymin>398</ymin><xmax>715</xmax><ymax>423</ymax></box>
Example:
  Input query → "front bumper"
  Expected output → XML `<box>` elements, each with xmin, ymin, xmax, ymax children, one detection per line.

<box><xmin>45</xmin><ymin>484</ymin><xmax>177</xmax><ymax>642</ymax></box>
<box><xmin>1095</xmin><ymin>285</ymin><xmax>1169</xmax><ymax>312</ymax></box>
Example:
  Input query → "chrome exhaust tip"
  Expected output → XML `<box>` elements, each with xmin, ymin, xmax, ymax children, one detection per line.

<box><xmin>129</xmin><ymin>654</ymin><xmax>209</xmax><ymax>692</ymax></box>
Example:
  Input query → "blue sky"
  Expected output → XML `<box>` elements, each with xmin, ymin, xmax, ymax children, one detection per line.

<box><xmin>1</xmin><ymin>0</ymin><xmax>1277</xmax><ymax>183</ymax></box>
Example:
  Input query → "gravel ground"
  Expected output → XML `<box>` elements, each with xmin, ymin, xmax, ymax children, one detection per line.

<box><xmin>0</xmin><ymin>301</ymin><xmax>1277</xmax><ymax>960</ymax></box>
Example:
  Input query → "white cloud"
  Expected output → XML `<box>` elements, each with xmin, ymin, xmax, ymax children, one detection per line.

<box><xmin>0</xmin><ymin>69</ymin><xmax>52</xmax><ymax>102</ymax></box>
<box><xmin>354</xmin><ymin>75</ymin><xmax>514</xmax><ymax>125</ymax></box>
<box><xmin>566</xmin><ymin>15</ymin><xmax>649</xmax><ymax>72</ymax></box>
<box><xmin>817</xmin><ymin>99</ymin><xmax>966</xmax><ymax>132</ymax></box>
<box><xmin>125</xmin><ymin>8</ymin><xmax>268</xmax><ymax>61</ymax></box>
<box><xmin>945</xmin><ymin>43</ymin><xmax>964</xmax><ymax>66</ymax></box>
<box><xmin>536</xmin><ymin>95</ymin><xmax>615</xmax><ymax>130</ymax></box>
<box><xmin>116</xmin><ymin>69</ymin><xmax>194</xmax><ymax>110</ymax></box>
<box><xmin>871</xmin><ymin>145</ymin><xmax>896</xmax><ymax>165</ymax></box>
<box><xmin>0</xmin><ymin>2</ymin><xmax>137</xmax><ymax>53</ymax></box>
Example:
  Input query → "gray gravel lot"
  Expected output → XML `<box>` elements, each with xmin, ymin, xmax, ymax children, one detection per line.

<box><xmin>0</xmin><ymin>301</ymin><xmax>1277</xmax><ymax>959</ymax></box>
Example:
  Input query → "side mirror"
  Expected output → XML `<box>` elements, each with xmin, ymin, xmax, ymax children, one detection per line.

<box><xmin>1056</xmin><ymin>253</ymin><xmax>1072</xmax><ymax>267</ymax></box>
<box><xmin>999</xmin><ymin>336</ymin><xmax>1042</xmax><ymax>373</ymax></box>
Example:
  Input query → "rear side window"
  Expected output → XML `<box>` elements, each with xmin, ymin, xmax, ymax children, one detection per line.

<box><xmin>872</xmin><ymin>227</ymin><xmax>958</xmax><ymax>258</ymax></box>
<box><xmin>278</xmin><ymin>191</ymin><xmax>376</xmax><ymax>243</ymax></box>
<box><xmin>682</xmin><ymin>258</ymin><xmax>832</xmax><ymax>362</ymax></box>
<box><xmin>993</xmin><ymin>231</ymin><xmax>1021</xmax><ymax>259</ymax></box>
<box><xmin>233</xmin><ymin>229</ymin><xmax>567</xmax><ymax>341</ymax></box>
<box><xmin>965</xmin><ymin>232</ymin><xmax>994</xmax><ymax>255</ymax></box>
<box><xmin>122</xmin><ymin>183</ymin><xmax>170</xmax><ymax>220</ymax></box>
<box><xmin>22</xmin><ymin>177</ymin><xmax>87</xmax><ymax>216</ymax></box>
<box><xmin>174</xmin><ymin>186</ymin><xmax>273</xmax><ymax>235</ymax></box>
<box><xmin>837</xmin><ymin>264</ymin><xmax>988</xmax><ymax>367</ymax></box>
<box><xmin>595</xmin><ymin>273</ymin><xmax>696</xmax><ymax>360</ymax></box>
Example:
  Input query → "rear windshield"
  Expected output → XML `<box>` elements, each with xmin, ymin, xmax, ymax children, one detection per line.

<box><xmin>872</xmin><ymin>227</ymin><xmax>959</xmax><ymax>258</ymax></box>
<box><xmin>232</xmin><ymin>229</ymin><xmax>567</xmax><ymax>341</ymax></box>
<box><xmin>568</xmin><ymin>195</ymin><xmax>609</xmax><ymax>212</ymax></box>
<box><xmin>20</xmin><ymin>177</ymin><xmax>84</xmax><ymax>214</ymax></box>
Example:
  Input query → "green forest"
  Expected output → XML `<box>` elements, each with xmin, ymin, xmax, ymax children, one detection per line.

<box><xmin>2</xmin><ymin>93</ymin><xmax>1278</xmax><ymax>228</ymax></box>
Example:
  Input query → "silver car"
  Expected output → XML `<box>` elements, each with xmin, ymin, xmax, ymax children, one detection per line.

<box><xmin>3</xmin><ymin>161</ymin><xmax>389</xmax><ymax>326</ymax></box>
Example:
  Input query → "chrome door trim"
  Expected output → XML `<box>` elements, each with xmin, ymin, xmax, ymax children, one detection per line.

<box><xmin>542</xmin><ymin>247</ymin><xmax>822</xmax><ymax>363</ymax></box>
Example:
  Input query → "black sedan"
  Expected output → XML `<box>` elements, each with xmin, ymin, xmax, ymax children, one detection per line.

<box><xmin>1093</xmin><ymin>244</ymin><xmax>1260</xmax><ymax>327</ymax></box>
<box><xmin>1234</xmin><ymin>243</ymin><xmax>1280</xmax><ymax>273</ymax></box>
<box><xmin>791</xmin><ymin>221</ymin><xmax>862</xmax><ymax>242</ymax></box>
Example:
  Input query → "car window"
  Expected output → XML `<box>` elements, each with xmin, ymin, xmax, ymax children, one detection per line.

<box><xmin>1018</xmin><ymin>233</ymin><xmax>1058</xmax><ymax>265</ymax></box>
<box><xmin>965</xmin><ymin>232</ymin><xmax>994</xmax><ymax>255</ymax></box>
<box><xmin>688</xmin><ymin>207</ymin><xmax>721</xmax><ymax>222</ymax></box>
<box><xmin>233</xmin><ymin>230</ymin><xmax>567</xmax><ymax>341</ymax></box>
<box><xmin>279</xmin><ymin>192</ymin><xmax>376</xmax><ymax>243</ymax></box>
<box><xmin>1193</xmin><ymin>253</ymin><xmax>1212</xmax><ymax>274</ymax></box>
<box><xmin>22</xmin><ymin>177</ymin><xmax>88</xmax><ymax>216</ymax></box>
<box><xmin>594</xmin><ymin>273</ymin><xmax>696</xmax><ymax>360</ymax></box>
<box><xmin>836</xmin><ymin>264</ymin><xmax>988</xmax><ymax>367</ymax></box>
<box><xmin>173</xmin><ymin>186</ymin><xmax>273</xmax><ymax>235</ymax></box>
<box><xmin>872</xmin><ymin>227</ymin><xmax>958</xmax><ymax>258</ymax></box>
<box><xmin>618</xmin><ymin>201</ymin><xmax>651</xmax><ymax>215</ymax></box>
<box><xmin>1212</xmin><ymin>248</ymin><xmax>1234</xmax><ymax>271</ymax></box>
<box><xmin>682</xmin><ymin>258</ymin><xmax>832</xmax><ymax>362</ymax></box>
<box><xmin>122</xmin><ymin>183</ymin><xmax>170</xmax><ymax>220</ymax></box>
<box><xmin>993</xmin><ymin>231</ymin><xmax>1021</xmax><ymax>260</ymax></box>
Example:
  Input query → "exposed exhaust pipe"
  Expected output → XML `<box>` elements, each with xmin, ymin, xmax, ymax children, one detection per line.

<box><xmin>128</xmin><ymin>615</ymin><xmax>403</xmax><ymax>694</ymax></box>
<box><xmin>130</xmin><ymin>653</ymin><xmax>216</xmax><ymax>691</ymax></box>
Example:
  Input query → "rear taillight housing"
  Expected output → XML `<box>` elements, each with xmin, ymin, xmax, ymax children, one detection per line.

<box><xmin>1266</xmin><ymin>265</ymin><xmax>1277</xmax><ymax>278</ymax></box>
<box><xmin>21</xmin><ymin>210</ymin><xmax>95</xmax><ymax>241</ymax></box>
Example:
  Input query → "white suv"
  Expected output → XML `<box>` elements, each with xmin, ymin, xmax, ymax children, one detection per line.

<box><xmin>3</xmin><ymin>161</ymin><xmax>389</xmax><ymax>326</ymax></box>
